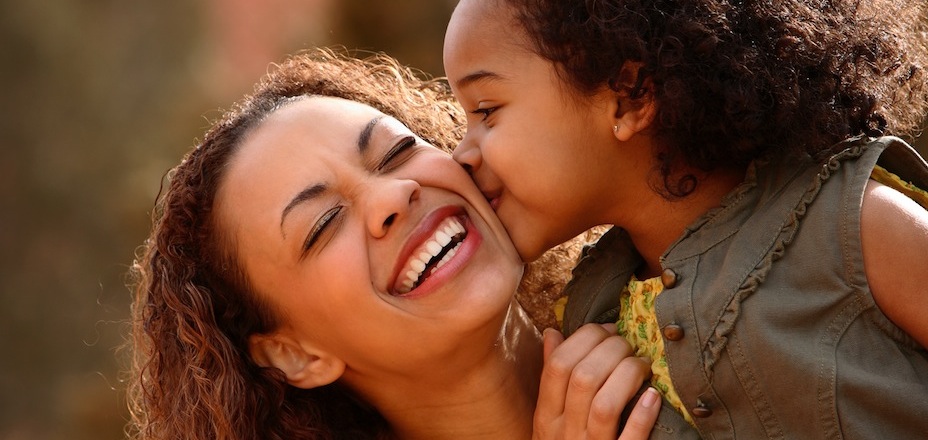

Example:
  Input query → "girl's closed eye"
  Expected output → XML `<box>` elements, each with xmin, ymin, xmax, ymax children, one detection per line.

<box><xmin>301</xmin><ymin>206</ymin><xmax>344</xmax><ymax>257</ymax></box>
<box><xmin>471</xmin><ymin>106</ymin><xmax>498</xmax><ymax>122</ymax></box>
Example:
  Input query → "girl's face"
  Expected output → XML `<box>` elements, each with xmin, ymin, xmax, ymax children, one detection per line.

<box><xmin>215</xmin><ymin>97</ymin><xmax>523</xmax><ymax>384</ymax></box>
<box><xmin>444</xmin><ymin>0</ymin><xmax>626</xmax><ymax>262</ymax></box>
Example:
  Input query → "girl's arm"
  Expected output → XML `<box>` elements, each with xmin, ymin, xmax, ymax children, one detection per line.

<box><xmin>861</xmin><ymin>179</ymin><xmax>928</xmax><ymax>348</ymax></box>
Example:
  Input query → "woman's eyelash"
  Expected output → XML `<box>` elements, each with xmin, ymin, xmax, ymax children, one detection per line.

<box><xmin>377</xmin><ymin>136</ymin><xmax>417</xmax><ymax>170</ymax></box>
<box><xmin>471</xmin><ymin>107</ymin><xmax>497</xmax><ymax>121</ymax></box>
<box><xmin>302</xmin><ymin>206</ymin><xmax>342</xmax><ymax>255</ymax></box>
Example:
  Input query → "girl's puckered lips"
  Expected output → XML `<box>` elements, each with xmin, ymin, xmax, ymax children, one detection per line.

<box><xmin>479</xmin><ymin>188</ymin><xmax>502</xmax><ymax>211</ymax></box>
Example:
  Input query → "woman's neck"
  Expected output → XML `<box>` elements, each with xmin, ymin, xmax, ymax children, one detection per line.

<box><xmin>371</xmin><ymin>301</ymin><xmax>543</xmax><ymax>440</ymax></box>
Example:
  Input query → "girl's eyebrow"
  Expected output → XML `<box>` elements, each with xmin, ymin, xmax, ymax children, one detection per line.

<box><xmin>454</xmin><ymin>70</ymin><xmax>505</xmax><ymax>90</ymax></box>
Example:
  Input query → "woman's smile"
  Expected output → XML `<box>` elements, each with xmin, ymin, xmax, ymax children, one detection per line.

<box><xmin>390</xmin><ymin>206</ymin><xmax>482</xmax><ymax>297</ymax></box>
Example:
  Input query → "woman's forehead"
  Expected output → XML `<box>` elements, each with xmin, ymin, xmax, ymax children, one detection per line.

<box><xmin>270</xmin><ymin>96</ymin><xmax>384</xmax><ymax>126</ymax></box>
<box><xmin>261</xmin><ymin>97</ymin><xmax>414</xmax><ymax>141</ymax></box>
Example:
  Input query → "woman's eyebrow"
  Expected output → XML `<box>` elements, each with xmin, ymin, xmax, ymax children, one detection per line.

<box><xmin>280</xmin><ymin>183</ymin><xmax>327</xmax><ymax>236</ymax></box>
<box><xmin>358</xmin><ymin>115</ymin><xmax>386</xmax><ymax>154</ymax></box>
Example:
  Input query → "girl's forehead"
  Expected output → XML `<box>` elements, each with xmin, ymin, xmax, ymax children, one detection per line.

<box><xmin>446</xmin><ymin>0</ymin><xmax>529</xmax><ymax>53</ymax></box>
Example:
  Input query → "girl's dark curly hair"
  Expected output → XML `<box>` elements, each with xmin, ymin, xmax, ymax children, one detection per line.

<box><xmin>503</xmin><ymin>0</ymin><xmax>928</xmax><ymax>196</ymax></box>
<box><xmin>126</xmin><ymin>48</ymin><xmax>579</xmax><ymax>440</ymax></box>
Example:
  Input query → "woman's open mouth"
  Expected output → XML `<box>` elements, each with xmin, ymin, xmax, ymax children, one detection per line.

<box><xmin>393</xmin><ymin>215</ymin><xmax>467</xmax><ymax>294</ymax></box>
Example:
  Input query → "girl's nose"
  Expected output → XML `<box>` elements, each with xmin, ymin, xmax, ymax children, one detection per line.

<box><xmin>452</xmin><ymin>134</ymin><xmax>482</xmax><ymax>176</ymax></box>
<box><xmin>366</xmin><ymin>178</ymin><xmax>421</xmax><ymax>238</ymax></box>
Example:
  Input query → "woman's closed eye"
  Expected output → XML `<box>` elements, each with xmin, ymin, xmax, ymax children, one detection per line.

<box><xmin>377</xmin><ymin>136</ymin><xmax>418</xmax><ymax>172</ymax></box>
<box><xmin>301</xmin><ymin>206</ymin><xmax>343</xmax><ymax>257</ymax></box>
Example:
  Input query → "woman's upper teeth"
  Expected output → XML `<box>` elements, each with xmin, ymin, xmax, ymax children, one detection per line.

<box><xmin>398</xmin><ymin>216</ymin><xmax>466</xmax><ymax>293</ymax></box>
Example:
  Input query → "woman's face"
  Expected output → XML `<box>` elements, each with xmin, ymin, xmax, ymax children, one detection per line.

<box><xmin>215</xmin><ymin>97</ymin><xmax>523</xmax><ymax>380</ymax></box>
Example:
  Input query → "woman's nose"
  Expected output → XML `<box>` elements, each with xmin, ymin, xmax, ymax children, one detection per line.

<box><xmin>366</xmin><ymin>178</ymin><xmax>421</xmax><ymax>238</ymax></box>
<box><xmin>452</xmin><ymin>134</ymin><xmax>482</xmax><ymax>176</ymax></box>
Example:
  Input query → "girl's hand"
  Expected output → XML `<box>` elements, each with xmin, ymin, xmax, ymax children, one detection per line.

<box><xmin>533</xmin><ymin>323</ymin><xmax>659</xmax><ymax>440</ymax></box>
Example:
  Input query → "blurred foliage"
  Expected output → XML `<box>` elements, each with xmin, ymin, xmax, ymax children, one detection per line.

<box><xmin>0</xmin><ymin>1</ymin><xmax>923</xmax><ymax>439</ymax></box>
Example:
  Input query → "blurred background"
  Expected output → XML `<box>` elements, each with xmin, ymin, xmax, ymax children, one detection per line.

<box><xmin>0</xmin><ymin>1</ymin><xmax>455</xmax><ymax>439</ymax></box>
<box><xmin>0</xmin><ymin>2</ymin><xmax>925</xmax><ymax>439</ymax></box>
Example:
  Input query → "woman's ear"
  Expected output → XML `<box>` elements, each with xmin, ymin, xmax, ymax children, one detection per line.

<box><xmin>610</xmin><ymin>62</ymin><xmax>657</xmax><ymax>142</ymax></box>
<box><xmin>249</xmin><ymin>333</ymin><xmax>346</xmax><ymax>389</ymax></box>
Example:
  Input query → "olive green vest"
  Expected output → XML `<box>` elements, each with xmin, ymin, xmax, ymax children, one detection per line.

<box><xmin>562</xmin><ymin>137</ymin><xmax>928</xmax><ymax>439</ymax></box>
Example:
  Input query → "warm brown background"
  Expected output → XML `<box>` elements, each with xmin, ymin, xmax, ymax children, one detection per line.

<box><xmin>0</xmin><ymin>2</ymin><xmax>923</xmax><ymax>439</ymax></box>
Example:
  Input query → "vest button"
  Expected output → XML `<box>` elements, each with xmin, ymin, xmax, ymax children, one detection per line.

<box><xmin>660</xmin><ymin>268</ymin><xmax>678</xmax><ymax>288</ymax></box>
<box><xmin>691</xmin><ymin>406</ymin><xmax>713</xmax><ymax>418</ymax></box>
<box><xmin>662</xmin><ymin>324</ymin><xmax>684</xmax><ymax>341</ymax></box>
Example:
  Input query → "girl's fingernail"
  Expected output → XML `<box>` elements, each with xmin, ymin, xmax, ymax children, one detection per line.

<box><xmin>641</xmin><ymin>387</ymin><xmax>660</xmax><ymax>408</ymax></box>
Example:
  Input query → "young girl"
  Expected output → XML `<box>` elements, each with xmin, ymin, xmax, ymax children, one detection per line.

<box><xmin>444</xmin><ymin>0</ymin><xmax>928</xmax><ymax>437</ymax></box>
<box><xmin>127</xmin><ymin>49</ymin><xmax>667</xmax><ymax>440</ymax></box>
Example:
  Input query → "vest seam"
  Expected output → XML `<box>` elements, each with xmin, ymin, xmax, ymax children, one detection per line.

<box><xmin>729</xmin><ymin>333</ymin><xmax>785</xmax><ymax>439</ymax></box>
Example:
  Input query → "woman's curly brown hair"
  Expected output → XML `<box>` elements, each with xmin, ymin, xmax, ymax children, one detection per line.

<box><xmin>126</xmin><ymin>48</ymin><xmax>579</xmax><ymax>440</ymax></box>
<box><xmin>503</xmin><ymin>0</ymin><xmax>928</xmax><ymax>196</ymax></box>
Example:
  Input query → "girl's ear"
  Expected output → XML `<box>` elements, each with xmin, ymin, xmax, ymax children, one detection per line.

<box><xmin>249</xmin><ymin>333</ymin><xmax>346</xmax><ymax>389</ymax></box>
<box><xmin>610</xmin><ymin>62</ymin><xmax>657</xmax><ymax>142</ymax></box>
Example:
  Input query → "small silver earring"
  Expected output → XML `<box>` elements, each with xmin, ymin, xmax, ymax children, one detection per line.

<box><xmin>612</xmin><ymin>124</ymin><xmax>619</xmax><ymax>133</ymax></box>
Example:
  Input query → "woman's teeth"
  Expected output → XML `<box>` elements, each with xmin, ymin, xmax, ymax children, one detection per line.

<box><xmin>397</xmin><ymin>216</ymin><xmax>466</xmax><ymax>294</ymax></box>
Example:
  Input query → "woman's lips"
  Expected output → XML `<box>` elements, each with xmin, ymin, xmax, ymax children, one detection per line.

<box><xmin>389</xmin><ymin>207</ymin><xmax>482</xmax><ymax>297</ymax></box>
<box><xmin>393</xmin><ymin>215</ymin><xmax>466</xmax><ymax>293</ymax></box>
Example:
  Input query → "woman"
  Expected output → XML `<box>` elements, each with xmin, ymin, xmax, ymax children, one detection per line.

<box><xmin>126</xmin><ymin>49</ymin><xmax>664</xmax><ymax>440</ymax></box>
